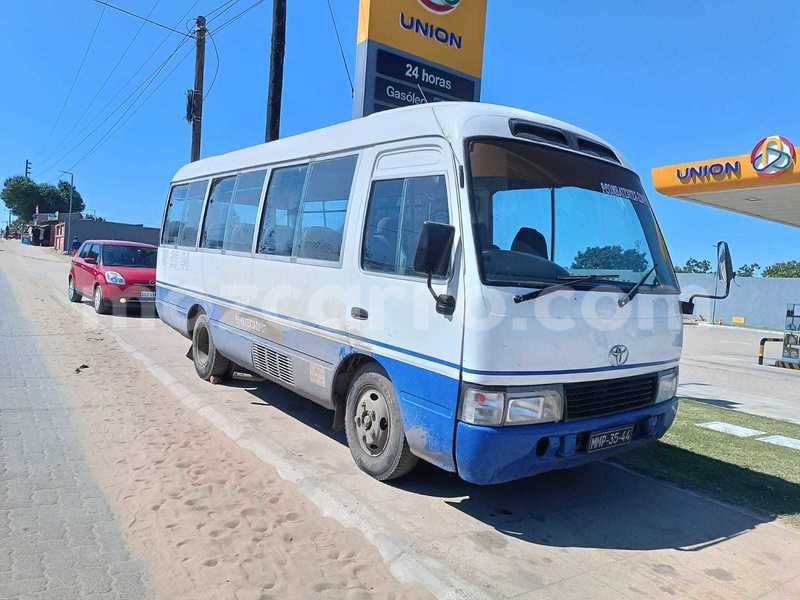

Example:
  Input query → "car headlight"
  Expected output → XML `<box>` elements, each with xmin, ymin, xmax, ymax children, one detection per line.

<box><xmin>656</xmin><ymin>367</ymin><xmax>678</xmax><ymax>403</ymax></box>
<box><xmin>506</xmin><ymin>386</ymin><xmax>564</xmax><ymax>425</ymax></box>
<box><xmin>460</xmin><ymin>387</ymin><xmax>504</xmax><ymax>425</ymax></box>
<box><xmin>105</xmin><ymin>271</ymin><xmax>125</xmax><ymax>285</ymax></box>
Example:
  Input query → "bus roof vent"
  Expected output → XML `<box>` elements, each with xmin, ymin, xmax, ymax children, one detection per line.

<box><xmin>576</xmin><ymin>138</ymin><xmax>620</xmax><ymax>163</ymax></box>
<box><xmin>509</xmin><ymin>119</ymin><xmax>570</xmax><ymax>148</ymax></box>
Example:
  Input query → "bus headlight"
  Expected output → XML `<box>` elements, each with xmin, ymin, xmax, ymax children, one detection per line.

<box><xmin>656</xmin><ymin>368</ymin><xmax>678</xmax><ymax>403</ymax></box>
<box><xmin>460</xmin><ymin>388</ymin><xmax>504</xmax><ymax>425</ymax></box>
<box><xmin>506</xmin><ymin>386</ymin><xmax>563</xmax><ymax>425</ymax></box>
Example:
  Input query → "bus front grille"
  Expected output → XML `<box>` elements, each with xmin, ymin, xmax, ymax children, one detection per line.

<box><xmin>251</xmin><ymin>343</ymin><xmax>295</xmax><ymax>386</ymax></box>
<box><xmin>564</xmin><ymin>374</ymin><xmax>657</xmax><ymax>421</ymax></box>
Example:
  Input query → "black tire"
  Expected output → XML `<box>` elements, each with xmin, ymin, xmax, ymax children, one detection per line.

<box><xmin>344</xmin><ymin>364</ymin><xmax>418</xmax><ymax>481</ymax></box>
<box><xmin>67</xmin><ymin>276</ymin><xmax>82</xmax><ymax>303</ymax></box>
<box><xmin>93</xmin><ymin>285</ymin><xmax>110</xmax><ymax>315</ymax></box>
<box><xmin>192</xmin><ymin>313</ymin><xmax>230</xmax><ymax>380</ymax></box>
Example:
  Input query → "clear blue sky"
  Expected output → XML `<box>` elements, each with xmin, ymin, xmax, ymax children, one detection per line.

<box><xmin>1</xmin><ymin>0</ymin><xmax>798</xmax><ymax>270</ymax></box>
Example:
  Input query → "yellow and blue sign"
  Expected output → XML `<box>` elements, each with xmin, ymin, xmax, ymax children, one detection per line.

<box><xmin>353</xmin><ymin>0</ymin><xmax>488</xmax><ymax>117</ymax></box>
<box><xmin>652</xmin><ymin>135</ymin><xmax>800</xmax><ymax>196</ymax></box>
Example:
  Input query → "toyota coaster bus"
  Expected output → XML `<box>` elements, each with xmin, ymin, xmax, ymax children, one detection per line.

<box><xmin>156</xmin><ymin>102</ymin><xmax>733</xmax><ymax>485</ymax></box>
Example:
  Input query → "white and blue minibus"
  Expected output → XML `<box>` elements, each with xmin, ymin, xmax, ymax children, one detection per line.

<box><xmin>157</xmin><ymin>102</ymin><xmax>733</xmax><ymax>485</ymax></box>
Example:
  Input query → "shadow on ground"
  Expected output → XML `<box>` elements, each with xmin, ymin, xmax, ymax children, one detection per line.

<box><xmin>204</xmin><ymin>362</ymin><xmax>784</xmax><ymax>553</ymax></box>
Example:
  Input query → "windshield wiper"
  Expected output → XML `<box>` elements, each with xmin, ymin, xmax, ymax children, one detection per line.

<box><xmin>513</xmin><ymin>274</ymin><xmax>620</xmax><ymax>304</ymax></box>
<box><xmin>617</xmin><ymin>266</ymin><xmax>657</xmax><ymax>308</ymax></box>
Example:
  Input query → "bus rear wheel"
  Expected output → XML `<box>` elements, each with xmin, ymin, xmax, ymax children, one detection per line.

<box><xmin>192</xmin><ymin>314</ymin><xmax>230</xmax><ymax>381</ymax></box>
<box><xmin>344</xmin><ymin>364</ymin><xmax>417</xmax><ymax>481</ymax></box>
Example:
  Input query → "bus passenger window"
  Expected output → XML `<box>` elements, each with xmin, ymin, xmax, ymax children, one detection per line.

<box><xmin>257</xmin><ymin>164</ymin><xmax>308</xmax><ymax>256</ymax></box>
<box><xmin>177</xmin><ymin>180</ymin><xmax>209</xmax><ymax>247</ymax></box>
<box><xmin>162</xmin><ymin>180</ymin><xmax>208</xmax><ymax>248</ymax></box>
<box><xmin>223</xmin><ymin>169</ymin><xmax>266</xmax><ymax>253</ymax></box>
<box><xmin>201</xmin><ymin>176</ymin><xmax>236</xmax><ymax>250</ymax></box>
<box><xmin>162</xmin><ymin>185</ymin><xmax>188</xmax><ymax>245</ymax></box>
<box><xmin>362</xmin><ymin>175</ymin><xmax>449</xmax><ymax>276</ymax></box>
<box><xmin>295</xmin><ymin>155</ymin><xmax>357</xmax><ymax>261</ymax></box>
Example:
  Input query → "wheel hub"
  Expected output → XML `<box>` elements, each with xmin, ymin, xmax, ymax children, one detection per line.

<box><xmin>354</xmin><ymin>387</ymin><xmax>390</xmax><ymax>456</ymax></box>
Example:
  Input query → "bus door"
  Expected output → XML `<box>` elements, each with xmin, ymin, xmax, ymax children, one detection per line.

<box><xmin>346</xmin><ymin>143</ymin><xmax>464</xmax><ymax>471</ymax></box>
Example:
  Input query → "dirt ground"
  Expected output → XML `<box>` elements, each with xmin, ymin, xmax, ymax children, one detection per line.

<box><xmin>3</xmin><ymin>243</ymin><xmax>429</xmax><ymax>600</ymax></box>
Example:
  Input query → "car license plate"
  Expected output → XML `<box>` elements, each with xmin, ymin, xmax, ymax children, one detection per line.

<box><xmin>587</xmin><ymin>425</ymin><xmax>634</xmax><ymax>452</ymax></box>
<box><xmin>140</xmin><ymin>291</ymin><xmax>156</xmax><ymax>298</ymax></box>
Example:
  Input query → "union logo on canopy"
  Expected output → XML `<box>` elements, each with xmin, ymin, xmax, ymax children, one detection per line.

<box><xmin>751</xmin><ymin>135</ymin><xmax>796</xmax><ymax>177</ymax></box>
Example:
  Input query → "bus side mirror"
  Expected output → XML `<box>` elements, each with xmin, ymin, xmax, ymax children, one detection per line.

<box><xmin>684</xmin><ymin>241</ymin><xmax>735</xmax><ymax>313</ymax></box>
<box><xmin>414</xmin><ymin>222</ymin><xmax>456</xmax><ymax>316</ymax></box>
<box><xmin>717</xmin><ymin>241</ymin><xmax>734</xmax><ymax>295</ymax></box>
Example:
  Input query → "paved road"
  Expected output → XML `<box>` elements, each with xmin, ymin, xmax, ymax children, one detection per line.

<box><xmin>0</xmin><ymin>271</ymin><xmax>151</xmax><ymax>600</ymax></box>
<box><xmin>680</xmin><ymin>325</ymin><xmax>800</xmax><ymax>424</ymax></box>
<box><xmin>3</xmin><ymin>240</ymin><xmax>800</xmax><ymax>599</ymax></box>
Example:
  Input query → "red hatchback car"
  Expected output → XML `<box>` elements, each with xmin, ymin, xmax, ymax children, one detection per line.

<box><xmin>68</xmin><ymin>240</ymin><xmax>158</xmax><ymax>314</ymax></box>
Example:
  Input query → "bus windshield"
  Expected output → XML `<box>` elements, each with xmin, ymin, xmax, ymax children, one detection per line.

<box><xmin>467</xmin><ymin>138</ymin><xmax>678</xmax><ymax>291</ymax></box>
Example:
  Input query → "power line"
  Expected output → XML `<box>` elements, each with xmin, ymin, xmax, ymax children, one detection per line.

<box><xmin>326</xmin><ymin>0</ymin><xmax>354</xmax><ymax>95</ymax></box>
<box><xmin>205</xmin><ymin>28</ymin><xmax>221</xmax><ymax>99</ymax></box>
<box><xmin>210</xmin><ymin>0</ymin><xmax>265</xmax><ymax>34</ymax></box>
<box><xmin>89</xmin><ymin>0</ymin><xmax>193</xmax><ymax>38</ymax></box>
<box><xmin>47</xmin><ymin>6</ymin><xmax>107</xmax><ymax>141</ymax></box>
<box><xmin>40</xmin><ymin>0</ymin><xmax>162</xmax><ymax>167</ymax></box>
<box><xmin>68</xmin><ymin>43</ymin><xmax>194</xmax><ymax>171</ymax></box>
<box><xmin>207</xmin><ymin>0</ymin><xmax>241</xmax><ymax>22</ymax></box>
<box><xmin>38</xmin><ymin>0</ymin><xmax>201</xmax><ymax>177</ymax></box>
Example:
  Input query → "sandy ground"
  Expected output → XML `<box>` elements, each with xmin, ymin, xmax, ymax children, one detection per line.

<box><xmin>2</xmin><ymin>243</ymin><xmax>429</xmax><ymax>599</ymax></box>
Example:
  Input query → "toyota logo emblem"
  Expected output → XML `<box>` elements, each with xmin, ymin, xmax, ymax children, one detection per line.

<box><xmin>609</xmin><ymin>345</ymin><xmax>629</xmax><ymax>366</ymax></box>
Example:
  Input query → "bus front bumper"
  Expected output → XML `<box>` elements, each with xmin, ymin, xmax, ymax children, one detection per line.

<box><xmin>454</xmin><ymin>397</ymin><xmax>678</xmax><ymax>485</ymax></box>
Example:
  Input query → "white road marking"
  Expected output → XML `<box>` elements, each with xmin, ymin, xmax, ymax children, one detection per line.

<box><xmin>757</xmin><ymin>435</ymin><xmax>800</xmax><ymax>451</ymax></box>
<box><xmin>696</xmin><ymin>421</ymin><xmax>765</xmax><ymax>437</ymax></box>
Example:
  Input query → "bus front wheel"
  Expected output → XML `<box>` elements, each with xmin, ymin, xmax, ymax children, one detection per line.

<box><xmin>192</xmin><ymin>314</ymin><xmax>230</xmax><ymax>381</ymax></box>
<box><xmin>344</xmin><ymin>364</ymin><xmax>417</xmax><ymax>481</ymax></box>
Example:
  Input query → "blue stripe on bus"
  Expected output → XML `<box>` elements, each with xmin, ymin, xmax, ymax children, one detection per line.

<box><xmin>156</xmin><ymin>280</ymin><xmax>679</xmax><ymax>378</ymax></box>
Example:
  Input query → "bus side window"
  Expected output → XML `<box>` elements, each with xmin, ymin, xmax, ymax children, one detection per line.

<box><xmin>295</xmin><ymin>155</ymin><xmax>357</xmax><ymax>262</ymax></box>
<box><xmin>223</xmin><ymin>169</ymin><xmax>267</xmax><ymax>253</ymax></box>
<box><xmin>257</xmin><ymin>164</ymin><xmax>308</xmax><ymax>257</ymax></box>
<box><xmin>162</xmin><ymin>185</ymin><xmax>188</xmax><ymax>245</ymax></box>
<box><xmin>177</xmin><ymin>180</ymin><xmax>209</xmax><ymax>248</ymax></box>
<box><xmin>162</xmin><ymin>180</ymin><xmax>208</xmax><ymax>248</ymax></box>
<box><xmin>201</xmin><ymin>176</ymin><xmax>237</xmax><ymax>250</ymax></box>
<box><xmin>362</xmin><ymin>175</ymin><xmax>449</xmax><ymax>276</ymax></box>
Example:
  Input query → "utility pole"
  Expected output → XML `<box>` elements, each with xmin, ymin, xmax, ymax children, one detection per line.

<box><xmin>190</xmin><ymin>16</ymin><xmax>207</xmax><ymax>162</ymax></box>
<box><xmin>25</xmin><ymin>159</ymin><xmax>31</xmax><ymax>180</ymax></box>
<box><xmin>59</xmin><ymin>170</ymin><xmax>74</xmax><ymax>254</ymax></box>
<box><xmin>265</xmin><ymin>0</ymin><xmax>286</xmax><ymax>142</ymax></box>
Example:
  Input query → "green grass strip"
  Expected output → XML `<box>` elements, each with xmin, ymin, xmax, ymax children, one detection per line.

<box><xmin>612</xmin><ymin>399</ymin><xmax>800</xmax><ymax>527</ymax></box>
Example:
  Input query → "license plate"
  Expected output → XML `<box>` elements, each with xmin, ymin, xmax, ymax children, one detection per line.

<box><xmin>140</xmin><ymin>291</ymin><xmax>156</xmax><ymax>298</ymax></box>
<box><xmin>587</xmin><ymin>425</ymin><xmax>634</xmax><ymax>452</ymax></box>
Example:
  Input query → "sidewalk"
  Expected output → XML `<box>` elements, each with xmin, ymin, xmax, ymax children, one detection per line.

<box><xmin>0</xmin><ymin>271</ymin><xmax>152</xmax><ymax>600</ymax></box>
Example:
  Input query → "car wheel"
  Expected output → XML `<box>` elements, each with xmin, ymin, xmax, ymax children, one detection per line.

<box><xmin>93</xmin><ymin>285</ymin><xmax>110</xmax><ymax>314</ymax></box>
<box><xmin>192</xmin><ymin>313</ymin><xmax>230</xmax><ymax>380</ymax></box>
<box><xmin>344</xmin><ymin>364</ymin><xmax>418</xmax><ymax>481</ymax></box>
<box><xmin>67</xmin><ymin>276</ymin><xmax>82</xmax><ymax>303</ymax></box>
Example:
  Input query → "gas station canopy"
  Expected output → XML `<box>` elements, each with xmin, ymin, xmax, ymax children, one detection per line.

<box><xmin>652</xmin><ymin>135</ymin><xmax>800</xmax><ymax>227</ymax></box>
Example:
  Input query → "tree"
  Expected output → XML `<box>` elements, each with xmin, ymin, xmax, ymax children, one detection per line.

<box><xmin>674</xmin><ymin>257</ymin><xmax>712</xmax><ymax>274</ymax></box>
<box><xmin>571</xmin><ymin>245</ymin><xmax>648</xmax><ymax>271</ymax></box>
<box><xmin>1</xmin><ymin>176</ymin><xmax>85</xmax><ymax>221</ymax></box>
<box><xmin>1</xmin><ymin>176</ymin><xmax>39</xmax><ymax>221</ymax></box>
<box><xmin>763</xmin><ymin>261</ymin><xmax>800</xmax><ymax>278</ymax></box>
<box><xmin>736</xmin><ymin>263</ymin><xmax>760</xmax><ymax>277</ymax></box>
